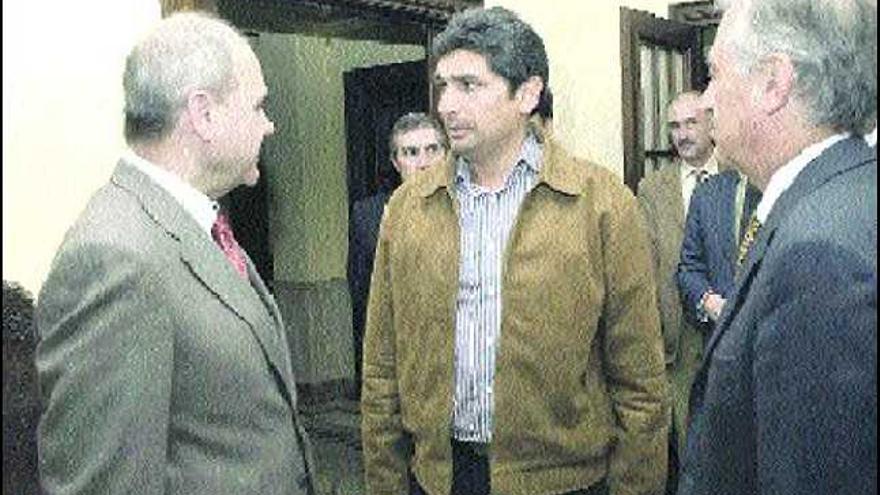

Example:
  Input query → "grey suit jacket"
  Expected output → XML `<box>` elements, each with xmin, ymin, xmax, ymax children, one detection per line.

<box><xmin>680</xmin><ymin>137</ymin><xmax>877</xmax><ymax>495</ymax></box>
<box><xmin>36</xmin><ymin>161</ymin><xmax>315</xmax><ymax>494</ymax></box>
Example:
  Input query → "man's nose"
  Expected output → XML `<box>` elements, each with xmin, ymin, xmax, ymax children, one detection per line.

<box><xmin>436</xmin><ymin>87</ymin><xmax>459</xmax><ymax>117</ymax></box>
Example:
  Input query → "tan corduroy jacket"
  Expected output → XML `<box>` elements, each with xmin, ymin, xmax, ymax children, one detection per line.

<box><xmin>361</xmin><ymin>136</ymin><xmax>669</xmax><ymax>495</ymax></box>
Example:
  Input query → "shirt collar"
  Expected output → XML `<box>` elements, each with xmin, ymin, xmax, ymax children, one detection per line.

<box><xmin>454</xmin><ymin>132</ymin><xmax>543</xmax><ymax>193</ymax></box>
<box><xmin>680</xmin><ymin>153</ymin><xmax>719</xmax><ymax>180</ymax></box>
<box><xmin>755</xmin><ymin>133</ymin><xmax>849</xmax><ymax>223</ymax></box>
<box><xmin>866</xmin><ymin>127</ymin><xmax>877</xmax><ymax>148</ymax></box>
<box><xmin>124</xmin><ymin>149</ymin><xmax>219</xmax><ymax>235</ymax></box>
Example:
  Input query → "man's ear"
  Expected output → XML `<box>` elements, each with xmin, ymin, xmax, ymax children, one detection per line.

<box><xmin>185</xmin><ymin>90</ymin><xmax>216</xmax><ymax>142</ymax></box>
<box><xmin>516</xmin><ymin>76</ymin><xmax>544</xmax><ymax>116</ymax></box>
<box><xmin>755</xmin><ymin>53</ymin><xmax>795</xmax><ymax>116</ymax></box>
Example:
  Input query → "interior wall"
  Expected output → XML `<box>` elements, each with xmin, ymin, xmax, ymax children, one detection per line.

<box><xmin>254</xmin><ymin>34</ymin><xmax>425</xmax><ymax>284</ymax></box>
<box><xmin>2</xmin><ymin>0</ymin><xmax>162</xmax><ymax>296</ymax></box>
<box><xmin>253</xmin><ymin>34</ymin><xmax>424</xmax><ymax>384</ymax></box>
<box><xmin>486</xmin><ymin>0</ymin><xmax>671</xmax><ymax>178</ymax></box>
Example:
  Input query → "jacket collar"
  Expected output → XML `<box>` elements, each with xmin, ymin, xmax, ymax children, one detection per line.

<box><xmin>417</xmin><ymin>123</ymin><xmax>582</xmax><ymax>199</ymax></box>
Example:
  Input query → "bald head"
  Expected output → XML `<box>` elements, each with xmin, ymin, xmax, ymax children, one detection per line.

<box><xmin>123</xmin><ymin>13</ymin><xmax>253</xmax><ymax>144</ymax></box>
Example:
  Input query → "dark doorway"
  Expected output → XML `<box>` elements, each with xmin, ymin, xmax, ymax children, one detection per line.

<box><xmin>220</xmin><ymin>155</ymin><xmax>274</xmax><ymax>289</ymax></box>
<box><xmin>344</xmin><ymin>59</ymin><xmax>430</xmax><ymax>206</ymax></box>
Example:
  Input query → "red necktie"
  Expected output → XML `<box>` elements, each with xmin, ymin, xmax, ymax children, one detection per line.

<box><xmin>212</xmin><ymin>212</ymin><xmax>248</xmax><ymax>280</ymax></box>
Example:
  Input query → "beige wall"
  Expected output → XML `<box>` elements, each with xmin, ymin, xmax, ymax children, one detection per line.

<box><xmin>2</xmin><ymin>0</ymin><xmax>161</xmax><ymax>295</ymax></box>
<box><xmin>254</xmin><ymin>34</ymin><xmax>424</xmax><ymax>284</ymax></box>
<box><xmin>487</xmin><ymin>0</ymin><xmax>670</xmax><ymax>176</ymax></box>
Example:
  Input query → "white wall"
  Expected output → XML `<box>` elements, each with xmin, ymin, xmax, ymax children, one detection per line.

<box><xmin>486</xmin><ymin>0</ymin><xmax>671</xmax><ymax>176</ymax></box>
<box><xmin>2</xmin><ymin>0</ymin><xmax>161</xmax><ymax>295</ymax></box>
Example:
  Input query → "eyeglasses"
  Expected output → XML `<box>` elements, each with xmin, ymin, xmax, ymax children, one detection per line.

<box><xmin>396</xmin><ymin>143</ymin><xmax>444</xmax><ymax>158</ymax></box>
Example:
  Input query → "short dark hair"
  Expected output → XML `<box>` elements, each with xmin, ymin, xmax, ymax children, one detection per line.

<box><xmin>432</xmin><ymin>7</ymin><xmax>550</xmax><ymax>115</ymax></box>
<box><xmin>389</xmin><ymin>112</ymin><xmax>447</xmax><ymax>158</ymax></box>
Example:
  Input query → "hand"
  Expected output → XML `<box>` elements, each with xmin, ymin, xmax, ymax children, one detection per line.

<box><xmin>703</xmin><ymin>293</ymin><xmax>727</xmax><ymax>321</ymax></box>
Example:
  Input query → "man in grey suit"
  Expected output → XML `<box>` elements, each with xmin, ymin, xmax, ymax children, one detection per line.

<box><xmin>35</xmin><ymin>13</ymin><xmax>315</xmax><ymax>494</ymax></box>
<box><xmin>679</xmin><ymin>0</ymin><xmax>876</xmax><ymax>494</ymax></box>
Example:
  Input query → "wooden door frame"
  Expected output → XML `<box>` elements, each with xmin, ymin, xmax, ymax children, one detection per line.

<box><xmin>620</xmin><ymin>7</ymin><xmax>703</xmax><ymax>194</ymax></box>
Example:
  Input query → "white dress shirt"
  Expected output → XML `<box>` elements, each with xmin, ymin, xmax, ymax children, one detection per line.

<box><xmin>124</xmin><ymin>150</ymin><xmax>219</xmax><ymax>235</ymax></box>
<box><xmin>865</xmin><ymin>127</ymin><xmax>877</xmax><ymax>148</ymax></box>
<box><xmin>755</xmin><ymin>134</ymin><xmax>849</xmax><ymax>224</ymax></box>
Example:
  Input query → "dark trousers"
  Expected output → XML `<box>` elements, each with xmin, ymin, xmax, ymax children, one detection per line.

<box><xmin>410</xmin><ymin>440</ymin><xmax>609</xmax><ymax>495</ymax></box>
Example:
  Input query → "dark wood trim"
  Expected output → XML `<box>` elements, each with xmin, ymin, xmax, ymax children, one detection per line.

<box><xmin>620</xmin><ymin>7</ymin><xmax>640</xmax><ymax>194</ymax></box>
<box><xmin>161</xmin><ymin>0</ymin><xmax>218</xmax><ymax>17</ymax></box>
<box><xmin>645</xmin><ymin>149</ymin><xmax>675</xmax><ymax>159</ymax></box>
<box><xmin>669</xmin><ymin>1</ymin><xmax>721</xmax><ymax>26</ymax></box>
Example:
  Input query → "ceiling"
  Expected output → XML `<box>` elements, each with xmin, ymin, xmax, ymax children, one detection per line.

<box><xmin>218</xmin><ymin>0</ymin><xmax>481</xmax><ymax>45</ymax></box>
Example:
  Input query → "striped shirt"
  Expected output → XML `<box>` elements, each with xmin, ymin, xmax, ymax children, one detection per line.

<box><xmin>452</xmin><ymin>134</ymin><xmax>542</xmax><ymax>443</ymax></box>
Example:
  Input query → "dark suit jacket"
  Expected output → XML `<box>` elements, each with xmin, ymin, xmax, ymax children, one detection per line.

<box><xmin>347</xmin><ymin>190</ymin><xmax>390</xmax><ymax>375</ymax></box>
<box><xmin>36</xmin><ymin>161</ymin><xmax>316</xmax><ymax>494</ymax></box>
<box><xmin>677</xmin><ymin>170</ymin><xmax>760</xmax><ymax>321</ymax></box>
<box><xmin>679</xmin><ymin>137</ymin><xmax>877</xmax><ymax>495</ymax></box>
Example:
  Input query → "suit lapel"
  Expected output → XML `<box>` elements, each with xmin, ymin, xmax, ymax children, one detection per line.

<box><xmin>111</xmin><ymin>160</ymin><xmax>298</xmax><ymax>408</ymax></box>
<box><xmin>719</xmin><ymin>175</ymin><xmax>739</xmax><ymax>265</ymax></box>
<box><xmin>244</xmin><ymin>254</ymin><xmax>298</xmax><ymax>391</ymax></box>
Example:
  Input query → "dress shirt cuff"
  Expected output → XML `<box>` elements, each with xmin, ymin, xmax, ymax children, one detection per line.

<box><xmin>696</xmin><ymin>290</ymin><xmax>714</xmax><ymax>323</ymax></box>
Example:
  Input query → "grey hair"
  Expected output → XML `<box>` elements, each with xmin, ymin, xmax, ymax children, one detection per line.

<box><xmin>432</xmin><ymin>6</ymin><xmax>550</xmax><ymax>115</ymax></box>
<box><xmin>389</xmin><ymin>112</ymin><xmax>447</xmax><ymax>157</ymax></box>
<box><xmin>717</xmin><ymin>0</ymin><xmax>877</xmax><ymax>134</ymax></box>
<box><xmin>123</xmin><ymin>12</ymin><xmax>250</xmax><ymax>143</ymax></box>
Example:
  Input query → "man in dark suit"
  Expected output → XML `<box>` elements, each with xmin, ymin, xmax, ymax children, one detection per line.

<box><xmin>347</xmin><ymin>112</ymin><xmax>446</xmax><ymax>396</ymax></box>
<box><xmin>679</xmin><ymin>1</ymin><xmax>876</xmax><ymax>494</ymax></box>
<box><xmin>35</xmin><ymin>13</ymin><xmax>315</xmax><ymax>494</ymax></box>
<box><xmin>677</xmin><ymin>170</ymin><xmax>761</xmax><ymax>328</ymax></box>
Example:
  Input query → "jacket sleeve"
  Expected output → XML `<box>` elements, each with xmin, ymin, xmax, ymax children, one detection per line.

<box><xmin>636</xmin><ymin>182</ymin><xmax>664</xmax><ymax>312</ymax></box>
<box><xmin>602</xmin><ymin>190</ymin><xmax>670</xmax><ymax>495</ymax></box>
<box><xmin>636</xmin><ymin>181</ymin><xmax>678</xmax><ymax>366</ymax></box>
<box><xmin>36</xmin><ymin>244</ymin><xmax>174</xmax><ymax>495</ymax></box>
<box><xmin>361</xmin><ymin>205</ymin><xmax>411</xmax><ymax>495</ymax></box>
<box><xmin>677</xmin><ymin>188</ymin><xmax>714</xmax><ymax>322</ymax></box>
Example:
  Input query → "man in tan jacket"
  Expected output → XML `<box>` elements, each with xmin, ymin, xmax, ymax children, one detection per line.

<box><xmin>636</xmin><ymin>91</ymin><xmax>719</xmax><ymax>491</ymax></box>
<box><xmin>361</xmin><ymin>7</ymin><xmax>668</xmax><ymax>495</ymax></box>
